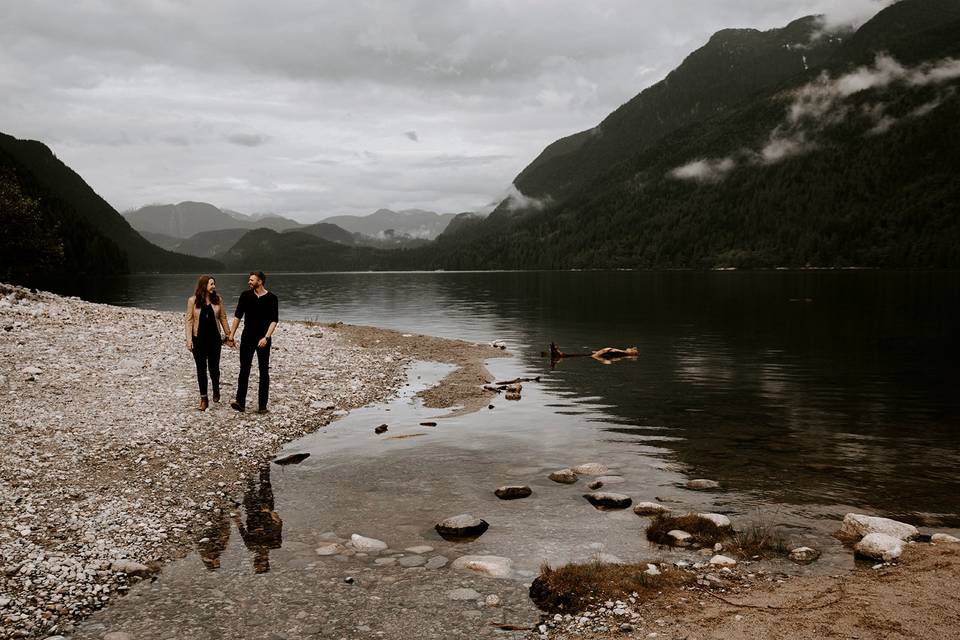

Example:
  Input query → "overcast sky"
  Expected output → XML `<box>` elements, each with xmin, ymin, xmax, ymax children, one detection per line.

<box><xmin>0</xmin><ymin>0</ymin><xmax>889</xmax><ymax>221</ymax></box>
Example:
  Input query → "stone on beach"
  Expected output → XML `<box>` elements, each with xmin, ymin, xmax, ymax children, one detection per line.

<box><xmin>451</xmin><ymin>555</ymin><xmax>513</xmax><ymax>578</ymax></box>
<box><xmin>836</xmin><ymin>513</ymin><xmax>919</xmax><ymax>542</ymax></box>
<box><xmin>932</xmin><ymin>533</ymin><xmax>960</xmax><ymax>544</ymax></box>
<box><xmin>633</xmin><ymin>502</ymin><xmax>671</xmax><ymax>516</ymax></box>
<box><xmin>549</xmin><ymin>469</ymin><xmax>578</xmax><ymax>484</ymax></box>
<box><xmin>494</xmin><ymin>485</ymin><xmax>533</xmax><ymax>500</ymax></box>
<box><xmin>435</xmin><ymin>514</ymin><xmax>490</xmax><ymax>539</ymax></box>
<box><xmin>110</xmin><ymin>559</ymin><xmax>154</xmax><ymax>577</ymax></box>
<box><xmin>854</xmin><ymin>533</ymin><xmax>904</xmax><ymax>562</ymax></box>
<box><xmin>425</xmin><ymin>555</ymin><xmax>449</xmax><ymax>569</ymax></box>
<box><xmin>583</xmin><ymin>492</ymin><xmax>633</xmax><ymax>510</ymax></box>
<box><xmin>572</xmin><ymin>463</ymin><xmax>609</xmax><ymax>476</ymax></box>
<box><xmin>686</xmin><ymin>479</ymin><xmax>720</xmax><ymax>490</ymax></box>
<box><xmin>709</xmin><ymin>554</ymin><xmax>737</xmax><ymax>567</ymax></box>
<box><xmin>349</xmin><ymin>534</ymin><xmax>388</xmax><ymax>552</ymax></box>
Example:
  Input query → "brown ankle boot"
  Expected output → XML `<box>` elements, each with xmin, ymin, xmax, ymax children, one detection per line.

<box><xmin>212</xmin><ymin>390</ymin><xmax>221</xmax><ymax>403</ymax></box>
<box><xmin>199</xmin><ymin>396</ymin><xmax>209</xmax><ymax>411</ymax></box>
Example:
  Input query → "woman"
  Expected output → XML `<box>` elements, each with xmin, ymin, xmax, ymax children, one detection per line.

<box><xmin>185</xmin><ymin>275</ymin><xmax>231</xmax><ymax>410</ymax></box>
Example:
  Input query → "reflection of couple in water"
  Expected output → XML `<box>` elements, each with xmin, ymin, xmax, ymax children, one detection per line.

<box><xmin>197</xmin><ymin>465</ymin><xmax>282</xmax><ymax>574</ymax></box>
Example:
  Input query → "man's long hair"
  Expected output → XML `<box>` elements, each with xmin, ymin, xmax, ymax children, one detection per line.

<box><xmin>194</xmin><ymin>275</ymin><xmax>222</xmax><ymax>307</ymax></box>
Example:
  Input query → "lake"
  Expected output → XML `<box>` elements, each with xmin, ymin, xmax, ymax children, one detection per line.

<box><xmin>67</xmin><ymin>270</ymin><xmax>960</xmax><ymax>526</ymax></box>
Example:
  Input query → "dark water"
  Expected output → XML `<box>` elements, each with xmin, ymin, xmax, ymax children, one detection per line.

<box><xmin>70</xmin><ymin>270</ymin><xmax>960</xmax><ymax>522</ymax></box>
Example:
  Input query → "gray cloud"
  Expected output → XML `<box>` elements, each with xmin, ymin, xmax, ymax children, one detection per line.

<box><xmin>0</xmin><ymin>0</ymin><xmax>890</xmax><ymax>220</ymax></box>
<box><xmin>404</xmin><ymin>130</ymin><xmax>419</xmax><ymax>142</ymax></box>
<box><xmin>671</xmin><ymin>54</ymin><xmax>960</xmax><ymax>182</ymax></box>
<box><xmin>226</xmin><ymin>133</ymin><xmax>269</xmax><ymax>147</ymax></box>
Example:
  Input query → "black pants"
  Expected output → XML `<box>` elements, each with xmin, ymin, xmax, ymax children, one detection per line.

<box><xmin>192</xmin><ymin>335</ymin><xmax>222</xmax><ymax>397</ymax></box>
<box><xmin>237</xmin><ymin>336</ymin><xmax>271</xmax><ymax>409</ymax></box>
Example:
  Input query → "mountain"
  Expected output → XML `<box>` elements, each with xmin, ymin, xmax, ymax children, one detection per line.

<box><xmin>123</xmin><ymin>202</ymin><xmax>303</xmax><ymax>238</ymax></box>
<box><xmin>0</xmin><ymin>132</ymin><xmax>219</xmax><ymax>278</ymax></box>
<box><xmin>138</xmin><ymin>230</ymin><xmax>182</xmax><ymax>250</ymax></box>
<box><xmin>285</xmin><ymin>222</ymin><xmax>357</xmax><ymax>245</ymax></box>
<box><xmin>321</xmin><ymin>209</ymin><xmax>457</xmax><ymax>240</ymax></box>
<box><xmin>426</xmin><ymin>0</ymin><xmax>960</xmax><ymax>270</ymax></box>
<box><xmin>501</xmin><ymin>14</ymin><xmax>847</xmax><ymax>212</ymax></box>
<box><xmin>216</xmin><ymin>229</ymin><xmax>405</xmax><ymax>271</ymax></box>
<box><xmin>172</xmin><ymin>228</ymin><xmax>250</xmax><ymax>258</ymax></box>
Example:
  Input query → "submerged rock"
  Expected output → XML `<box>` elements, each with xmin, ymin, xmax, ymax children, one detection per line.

<box><xmin>374</xmin><ymin>424</ymin><xmax>388</xmax><ymax>434</ymax></box>
<box><xmin>495</xmin><ymin>485</ymin><xmax>533</xmax><ymax>500</ymax></box>
<box><xmin>315</xmin><ymin>542</ymin><xmax>345</xmax><ymax>556</ymax></box>
<box><xmin>425</xmin><ymin>555</ymin><xmax>449</xmax><ymax>569</ymax></box>
<box><xmin>686</xmin><ymin>479</ymin><xmax>720</xmax><ymax>490</ymax></box>
<box><xmin>789</xmin><ymin>547</ymin><xmax>821</xmax><ymax>563</ymax></box>
<box><xmin>583</xmin><ymin>492</ymin><xmax>632</xmax><ymax>510</ymax></box>
<box><xmin>451</xmin><ymin>555</ymin><xmax>513</xmax><ymax>578</ymax></box>
<box><xmin>349</xmin><ymin>534</ymin><xmax>388</xmax><ymax>552</ymax></box>
<box><xmin>273</xmin><ymin>452</ymin><xmax>310</xmax><ymax>466</ymax></box>
<box><xmin>110</xmin><ymin>559</ymin><xmax>154</xmax><ymax>578</ymax></box>
<box><xmin>549</xmin><ymin>469</ymin><xmax>578</xmax><ymax>484</ymax></box>
<box><xmin>854</xmin><ymin>533</ymin><xmax>904</xmax><ymax>562</ymax></box>
<box><xmin>572</xmin><ymin>463</ymin><xmax>609</xmax><ymax>476</ymax></box>
<box><xmin>932</xmin><ymin>533</ymin><xmax>960</xmax><ymax>544</ymax></box>
<box><xmin>435</xmin><ymin>514</ymin><xmax>490</xmax><ymax>540</ymax></box>
<box><xmin>447</xmin><ymin>588</ymin><xmax>482</xmax><ymax>600</ymax></box>
<box><xmin>836</xmin><ymin>514</ymin><xmax>918</xmax><ymax>542</ymax></box>
<box><xmin>633</xmin><ymin>502</ymin><xmax>671</xmax><ymax>516</ymax></box>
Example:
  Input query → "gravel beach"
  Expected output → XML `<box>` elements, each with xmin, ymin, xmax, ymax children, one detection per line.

<box><xmin>0</xmin><ymin>283</ymin><xmax>505</xmax><ymax>638</ymax></box>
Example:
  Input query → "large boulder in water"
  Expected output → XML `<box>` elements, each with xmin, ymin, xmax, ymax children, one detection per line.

<box><xmin>836</xmin><ymin>514</ymin><xmax>918</xmax><ymax>542</ymax></box>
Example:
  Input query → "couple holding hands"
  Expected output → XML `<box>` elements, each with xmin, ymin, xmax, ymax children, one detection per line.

<box><xmin>185</xmin><ymin>271</ymin><xmax>279</xmax><ymax>414</ymax></box>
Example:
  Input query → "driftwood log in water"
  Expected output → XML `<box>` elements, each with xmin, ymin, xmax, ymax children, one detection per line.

<box><xmin>548</xmin><ymin>342</ymin><xmax>640</xmax><ymax>363</ymax></box>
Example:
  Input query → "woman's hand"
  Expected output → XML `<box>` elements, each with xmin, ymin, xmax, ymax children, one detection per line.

<box><xmin>258</xmin><ymin>337</ymin><xmax>268</xmax><ymax>348</ymax></box>
<box><xmin>186</xmin><ymin>339</ymin><xmax>193</xmax><ymax>352</ymax></box>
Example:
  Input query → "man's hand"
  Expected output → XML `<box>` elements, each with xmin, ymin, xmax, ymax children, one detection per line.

<box><xmin>258</xmin><ymin>337</ymin><xmax>268</xmax><ymax>348</ymax></box>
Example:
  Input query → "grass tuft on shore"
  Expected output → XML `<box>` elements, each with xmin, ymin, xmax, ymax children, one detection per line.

<box><xmin>529</xmin><ymin>560</ymin><xmax>694</xmax><ymax>613</ymax></box>
<box><xmin>645</xmin><ymin>513</ymin><xmax>726</xmax><ymax>546</ymax></box>
<box><xmin>726</xmin><ymin>520</ymin><xmax>790</xmax><ymax>559</ymax></box>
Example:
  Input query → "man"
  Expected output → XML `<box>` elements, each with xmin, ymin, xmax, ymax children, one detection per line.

<box><xmin>228</xmin><ymin>271</ymin><xmax>279</xmax><ymax>413</ymax></box>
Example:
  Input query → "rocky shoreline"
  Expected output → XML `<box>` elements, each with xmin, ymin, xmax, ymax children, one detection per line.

<box><xmin>0</xmin><ymin>283</ymin><xmax>505</xmax><ymax>639</ymax></box>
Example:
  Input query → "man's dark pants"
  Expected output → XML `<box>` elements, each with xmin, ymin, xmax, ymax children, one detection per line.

<box><xmin>236</xmin><ymin>337</ymin><xmax>271</xmax><ymax>410</ymax></box>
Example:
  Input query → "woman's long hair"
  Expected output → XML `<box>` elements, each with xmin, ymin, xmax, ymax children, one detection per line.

<box><xmin>194</xmin><ymin>275</ymin><xmax>221</xmax><ymax>307</ymax></box>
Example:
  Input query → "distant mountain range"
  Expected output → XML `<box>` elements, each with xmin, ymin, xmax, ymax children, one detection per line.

<box><xmin>322</xmin><ymin>209</ymin><xmax>457</xmax><ymax>240</ymax></box>
<box><xmin>123</xmin><ymin>202</ymin><xmax>304</xmax><ymax>239</ymax></box>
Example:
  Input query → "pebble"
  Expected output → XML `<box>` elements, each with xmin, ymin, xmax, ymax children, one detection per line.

<box><xmin>686</xmin><ymin>479</ymin><xmax>720</xmax><ymax>490</ymax></box>
<box><xmin>349</xmin><ymin>534</ymin><xmax>388</xmax><ymax>553</ymax></box>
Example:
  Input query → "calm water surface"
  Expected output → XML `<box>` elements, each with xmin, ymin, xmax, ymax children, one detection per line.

<box><xmin>73</xmin><ymin>270</ymin><xmax>960</xmax><ymax>522</ymax></box>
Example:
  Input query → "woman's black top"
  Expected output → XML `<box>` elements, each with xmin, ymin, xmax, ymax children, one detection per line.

<box><xmin>197</xmin><ymin>302</ymin><xmax>220</xmax><ymax>342</ymax></box>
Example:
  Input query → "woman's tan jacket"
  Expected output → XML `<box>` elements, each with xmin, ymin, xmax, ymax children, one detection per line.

<box><xmin>185</xmin><ymin>296</ymin><xmax>229</xmax><ymax>342</ymax></box>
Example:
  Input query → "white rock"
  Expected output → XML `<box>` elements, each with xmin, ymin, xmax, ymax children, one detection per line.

<box><xmin>485</xmin><ymin>594</ymin><xmax>501</xmax><ymax>607</ymax></box>
<box><xmin>572</xmin><ymin>463</ymin><xmax>609</xmax><ymax>476</ymax></box>
<box><xmin>931</xmin><ymin>533</ymin><xmax>959</xmax><ymax>544</ymax></box>
<box><xmin>710</xmin><ymin>555</ymin><xmax>737</xmax><ymax>567</ymax></box>
<box><xmin>837</xmin><ymin>514</ymin><xmax>918</xmax><ymax>542</ymax></box>
<box><xmin>349</xmin><ymin>534</ymin><xmax>388</xmax><ymax>552</ymax></box>
<box><xmin>645</xmin><ymin>563</ymin><xmax>661</xmax><ymax>576</ymax></box>
<box><xmin>854</xmin><ymin>533</ymin><xmax>903</xmax><ymax>562</ymax></box>
<box><xmin>21</xmin><ymin>366</ymin><xmax>43</xmax><ymax>375</ymax></box>
<box><xmin>667</xmin><ymin>530</ymin><xmax>692</xmax><ymax>546</ymax></box>
<box><xmin>633</xmin><ymin>502</ymin><xmax>671</xmax><ymax>516</ymax></box>
<box><xmin>451</xmin><ymin>555</ymin><xmax>513</xmax><ymax>578</ymax></box>
<box><xmin>697</xmin><ymin>513</ymin><xmax>731</xmax><ymax>528</ymax></box>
